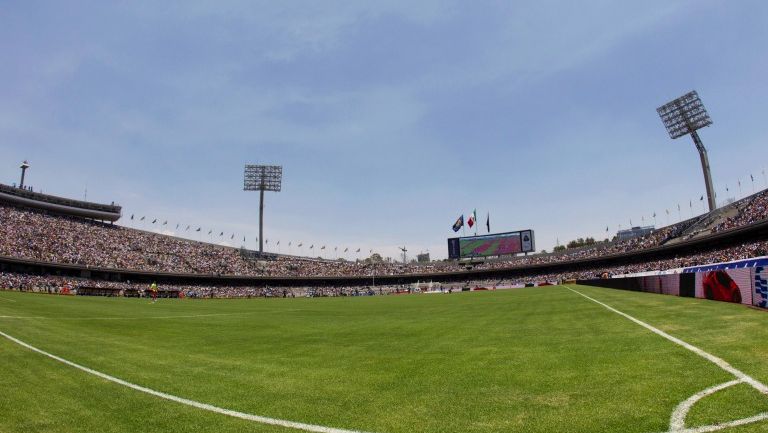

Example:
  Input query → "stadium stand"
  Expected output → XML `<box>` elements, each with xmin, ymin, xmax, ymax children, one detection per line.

<box><xmin>2</xmin><ymin>187</ymin><xmax>768</xmax><ymax>297</ymax></box>
<box><xmin>0</xmin><ymin>182</ymin><xmax>121</xmax><ymax>221</ymax></box>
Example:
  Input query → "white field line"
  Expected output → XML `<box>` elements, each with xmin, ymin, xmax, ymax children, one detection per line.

<box><xmin>563</xmin><ymin>286</ymin><xmax>768</xmax><ymax>433</ymax></box>
<box><xmin>669</xmin><ymin>380</ymin><xmax>743</xmax><ymax>431</ymax></box>
<box><xmin>0</xmin><ymin>296</ymin><xmax>17</xmax><ymax>302</ymax></box>
<box><xmin>0</xmin><ymin>329</ymin><xmax>376</xmax><ymax>433</ymax></box>
<box><xmin>663</xmin><ymin>412</ymin><xmax>768</xmax><ymax>433</ymax></box>
<box><xmin>563</xmin><ymin>286</ymin><xmax>768</xmax><ymax>395</ymax></box>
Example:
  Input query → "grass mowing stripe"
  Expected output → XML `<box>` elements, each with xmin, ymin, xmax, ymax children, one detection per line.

<box><xmin>0</xmin><ymin>329</ymin><xmax>377</xmax><ymax>433</ymax></box>
<box><xmin>0</xmin><ymin>312</ymin><xmax>255</xmax><ymax>320</ymax></box>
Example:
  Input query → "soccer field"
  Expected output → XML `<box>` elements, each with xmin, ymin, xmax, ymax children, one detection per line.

<box><xmin>1</xmin><ymin>286</ymin><xmax>767</xmax><ymax>433</ymax></box>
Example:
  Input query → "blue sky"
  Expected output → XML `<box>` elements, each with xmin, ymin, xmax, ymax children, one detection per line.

<box><xmin>2</xmin><ymin>1</ymin><xmax>767</xmax><ymax>260</ymax></box>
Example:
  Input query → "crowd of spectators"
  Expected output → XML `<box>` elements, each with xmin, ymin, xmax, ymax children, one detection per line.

<box><xmin>1</xmin><ymin>188</ymin><xmax>767</xmax><ymax>279</ymax></box>
<box><xmin>712</xmin><ymin>189</ymin><xmax>768</xmax><ymax>233</ymax></box>
<box><xmin>2</xmin><ymin>239</ymin><xmax>766</xmax><ymax>299</ymax></box>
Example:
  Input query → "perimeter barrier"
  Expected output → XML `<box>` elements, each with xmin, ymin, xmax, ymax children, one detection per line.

<box><xmin>577</xmin><ymin>257</ymin><xmax>768</xmax><ymax>309</ymax></box>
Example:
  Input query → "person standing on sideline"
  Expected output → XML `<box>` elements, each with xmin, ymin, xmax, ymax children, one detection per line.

<box><xmin>150</xmin><ymin>282</ymin><xmax>158</xmax><ymax>303</ymax></box>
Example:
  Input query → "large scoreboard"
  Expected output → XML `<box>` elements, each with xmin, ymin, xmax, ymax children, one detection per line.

<box><xmin>448</xmin><ymin>230</ymin><xmax>535</xmax><ymax>259</ymax></box>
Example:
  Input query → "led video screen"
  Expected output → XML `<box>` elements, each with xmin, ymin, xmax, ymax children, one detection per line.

<box><xmin>448</xmin><ymin>230</ymin><xmax>535</xmax><ymax>259</ymax></box>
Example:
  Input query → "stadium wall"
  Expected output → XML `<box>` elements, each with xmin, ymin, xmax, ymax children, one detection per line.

<box><xmin>577</xmin><ymin>257</ymin><xmax>768</xmax><ymax>310</ymax></box>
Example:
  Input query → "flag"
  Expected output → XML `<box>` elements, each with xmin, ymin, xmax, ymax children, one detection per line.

<box><xmin>219</xmin><ymin>231</ymin><xmax>223</xmax><ymax>236</ymax></box>
<box><xmin>140</xmin><ymin>216</ymin><xmax>145</xmax><ymax>221</ymax></box>
<box><xmin>677</xmin><ymin>204</ymin><xmax>680</xmax><ymax>211</ymax></box>
<box><xmin>606</xmin><ymin>226</ymin><xmax>609</xmax><ymax>232</ymax></box>
<box><xmin>230</xmin><ymin>234</ymin><xmax>234</xmax><ymax>239</ymax></box>
<box><xmin>700</xmin><ymin>195</ymin><xmax>704</xmax><ymax>201</ymax></box>
<box><xmin>726</xmin><ymin>185</ymin><xmax>729</xmax><ymax>192</ymax></box>
<box><xmin>289</xmin><ymin>241</ymin><xmax>292</xmax><ymax>247</ymax></box>
<box><xmin>653</xmin><ymin>212</ymin><xmax>656</xmax><ymax>218</ymax></box>
<box><xmin>277</xmin><ymin>241</ymin><xmax>280</xmax><ymax>246</ymax></box>
<box><xmin>344</xmin><ymin>247</ymin><xmax>348</xmax><ymax>252</ymax></box>
<box><xmin>310</xmin><ymin>245</ymin><xmax>314</xmax><ymax>249</ymax></box>
<box><xmin>207</xmin><ymin>229</ymin><xmax>212</xmax><ymax>234</ymax></box>
<box><xmin>196</xmin><ymin>227</ymin><xmax>201</xmax><ymax>232</ymax></box>
<box><xmin>665</xmin><ymin>209</ymin><xmax>669</xmax><ymax>215</ymax></box>
<box><xmin>334</xmin><ymin>246</ymin><xmax>337</xmax><ymax>251</ymax></box>
<box><xmin>266</xmin><ymin>239</ymin><xmax>269</xmax><ymax>244</ymax></box>
<box><xmin>152</xmin><ymin>219</ymin><xmax>157</xmax><ymax>224</ymax></box>
<box><xmin>243</xmin><ymin>236</ymin><xmax>245</xmax><ymax>242</ymax></box>
<box><xmin>452</xmin><ymin>215</ymin><xmax>464</xmax><ymax>232</ymax></box>
<box><xmin>486</xmin><ymin>213</ymin><xmax>490</xmax><ymax>233</ymax></box>
<box><xmin>751</xmin><ymin>174</ymin><xmax>754</xmax><ymax>181</ymax></box>
<box><xmin>689</xmin><ymin>200</ymin><xmax>692</xmax><ymax>208</ymax></box>
<box><xmin>467</xmin><ymin>210</ymin><xmax>477</xmax><ymax>228</ymax></box>
<box><xmin>356</xmin><ymin>248</ymin><xmax>360</xmax><ymax>253</ymax></box>
<box><xmin>186</xmin><ymin>225</ymin><xmax>190</xmax><ymax>231</ymax></box>
<box><xmin>175</xmin><ymin>223</ymin><xmax>179</xmax><ymax>229</ymax></box>
<box><xmin>163</xmin><ymin>220</ymin><xmax>167</xmax><ymax>225</ymax></box>
<box><xmin>321</xmin><ymin>246</ymin><xmax>326</xmax><ymax>250</ymax></box>
<box><xmin>130</xmin><ymin>214</ymin><xmax>134</xmax><ymax>220</ymax></box>
<box><xmin>298</xmin><ymin>243</ymin><xmax>303</xmax><ymax>247</ymax></box>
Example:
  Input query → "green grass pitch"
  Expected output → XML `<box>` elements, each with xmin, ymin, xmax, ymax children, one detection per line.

<box><xmin>1</xmin><ymin>285</ymin><xmax>767</xmax><ymax>433</ymax></box>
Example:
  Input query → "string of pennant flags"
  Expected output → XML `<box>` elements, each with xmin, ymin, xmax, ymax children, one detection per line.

<box><xmin>125</xmin><ymin>214</ymin><xmax>367</xmax><ymax>257</ymax></box>
<box><xmin>125</xmin><ymin>169</ymin><xmax>766</xmax><ymax>256</ymax></box>
<box><xmin>449</xmin><ymin>169</ymin><xmax>767</xmax><ymax>242</ymax></box>
<box><xmin>599</xmin><ymin>168</ymin><xmax>767</xmax><ymax>237</ymax></box>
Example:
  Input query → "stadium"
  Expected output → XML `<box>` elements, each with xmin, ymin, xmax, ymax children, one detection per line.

<box><xmin>2</xmin><ymin>3</ymin><xmax>768</xmax><ymax>433</ymax></box>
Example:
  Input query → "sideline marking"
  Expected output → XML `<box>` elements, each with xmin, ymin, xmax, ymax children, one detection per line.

<box><xmin>563</xmin><ymin>286</ymin><xmax>768</xmax><ymax>432</ymax></box>
<box><xmin>563</xmin><ymin>286</ymin><xmax>768</xmax><ymax>394</ymax></box>
<box><xmin>0</xmin><ymin>329</ymin><xmax>375</xmax><ymax>433</ymax></box>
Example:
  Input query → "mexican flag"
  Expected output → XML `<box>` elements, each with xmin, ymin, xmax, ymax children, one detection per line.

<box><xmin>467</xmin><ymin>209</ymin><xmax>477</xmax><ymax>228</ymax></box>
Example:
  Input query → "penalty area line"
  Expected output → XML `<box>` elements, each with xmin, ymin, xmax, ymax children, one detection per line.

<box><xmin>0</xmin><ymin>329</ymin><xmax>376</xmax><ymax>433</ymax></box>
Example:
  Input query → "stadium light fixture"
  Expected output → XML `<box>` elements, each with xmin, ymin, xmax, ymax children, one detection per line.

<box><xmin>244</xmin><ymin>164</ymin><xmax>282</xmax><ymax>253</ymax></box>
<box><xmin>657</xmin><ymin>91</ymin><xmax>716</xmax><ymax>212</ymax></box>
<box><xmin>19</xmin><ymin>160</ymin><xmax>30</xmax><ymax>188</ymax></box>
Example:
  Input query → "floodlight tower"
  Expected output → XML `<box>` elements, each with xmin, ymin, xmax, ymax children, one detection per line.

<box><xmin>19</xmin><ymin>160</ymin><xmax>30</xmax><ymax>188</ymax></box>
<box><xmin>657</xmin><ymin>91</ymin><xmax>716</xmax><ymax>212</ymax></box>
<box><xmin>244</xmin><ymin>164</ymin><xmax>283</xmax><ymax>254</ymax></box>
